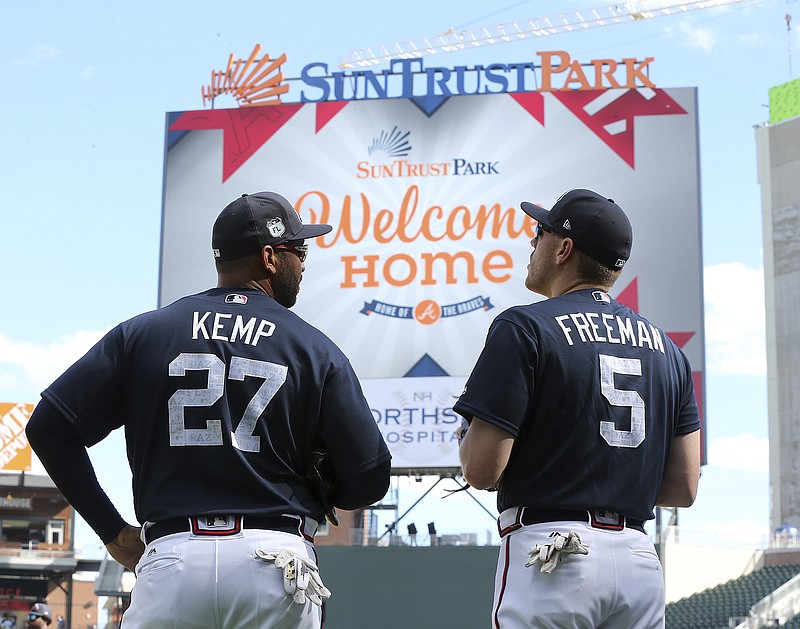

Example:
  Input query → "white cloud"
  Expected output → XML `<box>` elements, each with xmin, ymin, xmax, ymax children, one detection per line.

<box><xmin>703</xmin><ymin>262</ymin><xmax>766</xmax><ymax>376</ymax></box>
<box><xmin>0</xmin><ymin>329</ymin><xmax>107</xmax><ymax>397</ymax></box>
<box><xmin>684</xmin><ymin>518</ymin><xmax>770</xmax><ymax>548</ymax></box>
<box><xmin>0</xmin><ymin>372</ymin><xmax>19</xmax><ymax>390</ymax></box>
<box><xmin>10</xmin><ymin>44</ymin><xmax>61</xmax><ymax>66</ymax></box>
<box><xmin>664</xmin><ymin>20</ymin><xmax>717</xmax><ymax>51</ymax></box>
<box><xmin>80</xmin><ymin>66</ymin><xmax>97</xmax><ymax>80</ymax></box>
<box><xmin>737</xmin><ymin>32</ymin><xmax>772</xmax><ymax>47</ymax></box>
<box><xmin>708</xmin><ymin>433</ymin><xmax>769</xmax><ymax>473</ymax></box>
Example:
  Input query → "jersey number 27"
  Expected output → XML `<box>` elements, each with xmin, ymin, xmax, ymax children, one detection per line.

<box><xmin>167</xmin><ymin>352</ymin><xmax>288</xmax><ymax>452</ymax></box>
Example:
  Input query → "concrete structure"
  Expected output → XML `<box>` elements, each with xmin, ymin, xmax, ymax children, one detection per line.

<box><xmin>756</xmin><ymin>77</ymin><xmax>800</xmax><ymax>532</ymax></box>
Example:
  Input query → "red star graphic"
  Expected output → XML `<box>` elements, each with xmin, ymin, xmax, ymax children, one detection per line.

<box><xmin>170</xmin><ymin>105</ymin><xmax>304</xmax><ymax>182</ymax></box>
<box><xmin>615</xmin><ymin>277</ymin><xmax>695</xmax><ymax>349</ymax></box>
<box><xmin>615</xmin><ymin>276</ymin><xmax>704</xmax><ymax>458</ymax></box>
<box><xmin>552</xmin><ymin>89</ymin><xmax>687</xmax><ymax>168</ymax></box>
<box><xmin>315</xmin><ymin>101</ymin><xmax>350</xmax><ymax>133</ymax></box>
<box><xmin>510</xmin><ymin>92</ymin><xmax>545</xmax><ymax>126</ymax></box>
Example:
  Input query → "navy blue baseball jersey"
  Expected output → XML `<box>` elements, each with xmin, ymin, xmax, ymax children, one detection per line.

<box><xmin>454</xmin><ymin>288</ymin><xmax>700</xmax><ymax>521</ymax></box>
<box><xmin>40</xmin><ymin>287</ymin><xmax>391</xmax><ymax>524</ymax></box>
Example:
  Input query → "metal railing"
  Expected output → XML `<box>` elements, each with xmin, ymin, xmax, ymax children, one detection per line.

<box><xmin>347</xmin><ymin>528</ymin><xmax>495</xmax><ymax>547</ymax></box>
<box><xmin>735</xmin><ymin>573</ymin><xmax>800</xmax><ymax>628</ymax></box>
<box><xmin>0</xmin><ymin>541</ymin><xmax>75</xmax><ymax>558</ymax></box>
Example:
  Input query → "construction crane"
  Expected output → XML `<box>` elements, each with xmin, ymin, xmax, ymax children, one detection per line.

<box><xmin>340</xmin><ymin>0</ymin><xmax>759</xmax><ymax>68</ymax></box>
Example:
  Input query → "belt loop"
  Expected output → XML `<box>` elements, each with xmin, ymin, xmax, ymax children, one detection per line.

<box><xmin>497</xmin><ymin>507</ymin><xmax>524</xmax><ymax>538</ymax></box>
<box><xmin>141</xmin><ymin>521</ymin><xmax>154</xmax><ymax>545</ymax></box>
<box><xmin>292</xmin><ymin>515</ymin><xmax>319</xmax><ymax>542</ymax></box>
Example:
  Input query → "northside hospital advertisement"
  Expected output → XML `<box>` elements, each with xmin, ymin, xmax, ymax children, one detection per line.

<box><xmin>159</xmin><ymin>53</ymin><xmax>705</xmax><ymax>472</ymax></box>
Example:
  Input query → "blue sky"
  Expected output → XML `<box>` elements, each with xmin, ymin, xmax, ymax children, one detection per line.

<box><xmin>0</xmin><ymin>0</ymin><xmax>790</xmax><ymax>555</ymax></box>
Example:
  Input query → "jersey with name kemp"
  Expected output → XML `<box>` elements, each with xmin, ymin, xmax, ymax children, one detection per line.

<box><xmin>453</xmin><ymin>289</ymin><xmax>700</xmax><ymax>521</ymax></box>
<box><xmin>41</xmin><ymin>287</ymin><xmax>390</xmax><ymax>524</ymax></box>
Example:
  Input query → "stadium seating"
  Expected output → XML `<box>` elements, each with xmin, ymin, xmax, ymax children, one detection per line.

<box><xmin>665</xmin><ymin>564</ymin><xmax>800</xmax><ymax>628</ymax></box>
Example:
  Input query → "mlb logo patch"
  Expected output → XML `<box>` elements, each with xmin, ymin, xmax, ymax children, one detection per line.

<box><xmin>266</xmin><ymin>217</ymin><xmax>286</xmax><ymax>238</ymax></box>
<box><xmin>190</xmin><ymin>515</ymin><xmax>242</xmax><ymax>536</ymax></box>
<box><xmin>225</xmin><ymin>294</ymin><xmax>248</xmax><ymax>305</ymax></box>
<box><xmin>590</xmin><ymin>510</ymin><xmax>625</xmax><ymax>531</ymax></box>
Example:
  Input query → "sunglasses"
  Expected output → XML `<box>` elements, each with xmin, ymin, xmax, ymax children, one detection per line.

<box><xmin>274</xmin><ymin>243</ymin><xmax>308</xmax><ymax>262</ymax></box>
<box><xmin>534</xmin><ymin>221</ymin><xmax>555</xmax><ymax>240</ymax></box>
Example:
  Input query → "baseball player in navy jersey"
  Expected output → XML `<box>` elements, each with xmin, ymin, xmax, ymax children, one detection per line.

<box><xmin>26</xmin><ymin>191</ymin><xmax>392</xmax><ymax>629</ymax></box>
<box><xmin>454</xmin><ymin>189</ymin><xmax>701</xmax><ymax>629</ymax></box>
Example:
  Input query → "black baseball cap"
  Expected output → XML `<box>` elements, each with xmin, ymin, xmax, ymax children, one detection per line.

<box><xmin>29</xmin><ymin>603</ymin><xmax>51</xmax><ymax>618</ymax></box>
<box><xmin>212</xmin><ymin>192</ymin><xmax>332</xmax><ymax>261</ymax></box>
<box><xmin>521</xmin><ymin>188</ymin><xmax>632</xmax><ymax>270</ymax></box>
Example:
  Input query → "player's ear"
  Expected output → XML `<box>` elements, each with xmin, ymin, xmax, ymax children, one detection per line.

<box><xmin>554</xmin><ymin>237</ymin><xmax>576</xmax><ymax>266</ymax></box>
<box><xmin>260</xmin><ymin>246</ymin><xmax>279</xmax><ymax>274</ymax></box>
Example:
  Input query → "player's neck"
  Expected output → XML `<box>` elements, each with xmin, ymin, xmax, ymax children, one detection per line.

<box><xmin>216</xmin><ymin>276</ymin><xmax>275</xmax><ymax>299</ymax></box>
<box><xmin>550</xmin><ymin>278</ymin><xmax>607</xmax><ymax>298</ymax></box>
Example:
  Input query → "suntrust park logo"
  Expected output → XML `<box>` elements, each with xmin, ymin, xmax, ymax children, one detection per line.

<box><xmin>201</xmin><ymin>46</ymin><xmax>656</xmax><ymax>108</ymax></box>
<box><xmin>357</xmin><ymin>127</ymin><xmax>499</xmax><ymax>179</ymax></box>
<box><xmin>368</xmin><ymin>126</ymin><xmax>411</xmax><ymax>157</ymax></box>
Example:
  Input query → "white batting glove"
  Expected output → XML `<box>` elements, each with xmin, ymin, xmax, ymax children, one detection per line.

<box><xmin>255</xmin><ymin>548</ymin><xmax>332</xmax><ymax>606</ymax></box>
<box><xmin>525</xmin><ymin>531</ymin><xmax>589</xmax><ymax>574</ymax></box>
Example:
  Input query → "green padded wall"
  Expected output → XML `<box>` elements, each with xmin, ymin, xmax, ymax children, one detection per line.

<box><xmin>317</xmin><ymin>546</ymin><xmax>499</xmax><ymax>628</ymax></box>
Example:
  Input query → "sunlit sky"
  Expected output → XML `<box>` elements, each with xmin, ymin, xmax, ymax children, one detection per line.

<box><xmin>1</xmin><ymin>0</ymin><xmax>789</xmax><ymax>555</ymax></box>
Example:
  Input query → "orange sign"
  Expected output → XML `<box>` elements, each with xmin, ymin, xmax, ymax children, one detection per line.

<box><xmin>202</xmin><ymin>44</ymin><xmax>289</xmax><ymax>107</ymax></box>
<box><xmin>0</xmin><ymin>403</ymin><xmax>33</xmax><ymax>472</ymax></box>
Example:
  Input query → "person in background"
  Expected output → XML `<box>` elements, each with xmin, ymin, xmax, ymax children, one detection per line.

<box><xmin>26</xmin><ymin>604</ymin><xmax>51</xmax><ymax>629</ymax></box>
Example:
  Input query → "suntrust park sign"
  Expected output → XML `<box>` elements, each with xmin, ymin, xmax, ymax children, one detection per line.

<box><xmin>165</xmin><ymin>46</ymin><xmax>700</xmax><ymax>391</ymax></box>
<box><xmin>298</xmin><ymin>53</ymin><xmax>654</xmax><ymax>101</ymax></box>
<box><xmin>201</xmin><ymin>45</ymin><xmax>655</xmax><ymax>107</ymax></box>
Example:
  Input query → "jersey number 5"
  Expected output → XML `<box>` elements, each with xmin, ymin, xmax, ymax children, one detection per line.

<box><xmin>599</xmin><ymin>354</ymin><xmax>645</xmax><ymax>448</ymax></box>
<box><xmin>167</xmin><ymin>352</ymin><xmax>288</xmax><ymax>452</ymax></box>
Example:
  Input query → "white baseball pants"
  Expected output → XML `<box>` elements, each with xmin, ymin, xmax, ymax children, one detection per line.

<box><xmin>492</xmin><ymin>520</ymin><xmax>664</xmax><ymax>629</ymax></box>
<box><xmin>122</xmin><ymin>529</ymin><xmax>323</xmax><ymax>629</ymax></box>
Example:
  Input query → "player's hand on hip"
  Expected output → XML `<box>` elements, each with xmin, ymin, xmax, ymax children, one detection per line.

<box><xmin>105</xmin><ymin>524</ymin><xmax>145</xmax><ymax>572</ymax></box>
